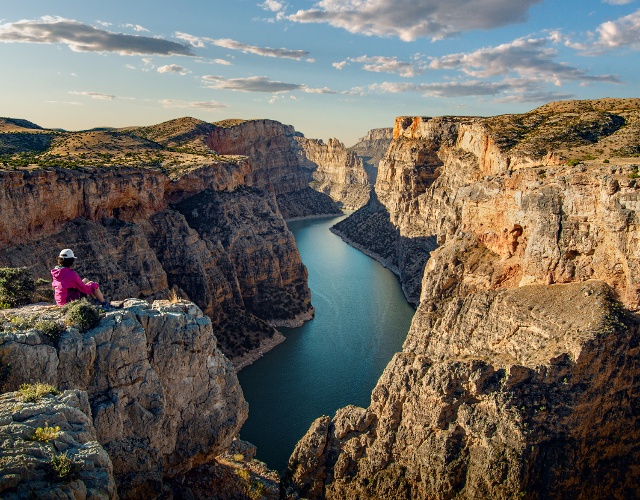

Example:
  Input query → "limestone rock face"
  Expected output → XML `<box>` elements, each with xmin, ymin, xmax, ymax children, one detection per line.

<box><xmin>288</xmin><ymin>281</ymin><xmax>640</xmax><ymax>499</ymax></box>
<box><xmin>349</xmin><ymin>127</ymin><xmax>393</xmax><ymax>183</ymax></box>
<box><xmin>206</xmin><ymin>119</ymin><xmax>309</xmax><ymax>196</ymax></box>
<box><xmin>294</xmin><ymin>137</ymin><xmax>371</xmax><ymax>209</ymax></box>
<box><xmin>289</xmin><ymin>99</ymin><xmax>640</xmax><ymax>498</ymax></box>
<box><xmin>0</xmin><ymin>300</ymin><xmax>248</xmax><ymax>498</ymax></box>
<box><xmin>0</xmin><ymin>389</ymin><xmax>116</xmax><ymax>499</ymax></box>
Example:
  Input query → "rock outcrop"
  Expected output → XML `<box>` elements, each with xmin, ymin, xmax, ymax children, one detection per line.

<box><xmin>0</xmin><ymin>299</ymin><xmax>247</xmax><ymax>498</ymax></box>
<box><xmin>0</xmin><ymin>389</ymin><xmax>116</xmax><ymax>499</ymax></box>
<box><xmin>349</xmin><ymin>127</ymin><xmax>393</xmax><ymax>183</ymax></box>
<box><xmin>294</xmin><ymin>137</ymin><xmax>371</xmax><ymax>210</ymax></box>
<box><xmin>288</xmin><ymin>98</ymin><xmax>640</xmax><ymax>498</ymax></box>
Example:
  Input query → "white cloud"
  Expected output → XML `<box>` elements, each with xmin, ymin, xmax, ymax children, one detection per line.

<box><xmin>123</xmin><ymin>23</ymin><xmax>149</xmax><ymax>32</ymax></box>
<box><xmin>343</xmin><ymin>55</ymin><xmax>427</xmax><ymax>77</ymax></box>
<box><xmin>212</xmin><ymin>38</ymin><xmax>309</xmax><ymax>59</ymax></box>
<box><xmin>593</xmin><ymin>8</ymin><xmax>640</xmax><ymax>50</ymax></box>
<box><xmin>160</xmin><ymin>99</ymin><xmax>226</xmax><ymax>110</ymax></box>
<box><xmin>602</xmin><ymin>0</ymin><xmax>635</xmax><ymax>4</ymax></box>
<box><xmin>203</xmin><ymin>75</ymin><xmax>303</xmax><ymax>93</ymax></box>
<box><xmin>157</xmin><ymin>64</ymin><xmax>189</xmax><ymax>75</ymax></box>
<box><xmin>0</xmin><ymin>16</ymin><xmax>193</xmax><ymax>56</ymax></box>
<box><xmin>175</xmin><ymin>31</ymin><xmax>207</xmax><ymax>48</ymax></box>
<box><xmin>370</xmin><ymin>81</ymin><xmax>510</xmax><ymax>97</ymax></box>
<box><xmin>301</xmin><ymin>86</ymin><xmax>337</xmax><ymax>94</ymax></box>
<box><xmin>288</xmin><ymin>0</ymin><xmax>543</xmax><ymax>41</ymax></box>
<box><xmin>260</xmin><ymin>0</ymin><xmax>284</xmax><ymax>12</ymax></box>
<box><xmin>69</xmin><ymin>91</ymin><xmax>116</xmax><ymax>100</ymax></box>
<box><xmin>429</xmin><ymin>36</ymin><xmax>620</xmax><ymax>85</ymax></box>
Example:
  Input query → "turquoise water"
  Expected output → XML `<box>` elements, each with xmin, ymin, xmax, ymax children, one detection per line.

<box><xmin>236</xmin><ymin>214</ymin><xmax>415</xmax><ymax>472</ymax></box>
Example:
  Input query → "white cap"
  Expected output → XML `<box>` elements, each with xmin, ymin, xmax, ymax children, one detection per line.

<box><xmin>59</xmin><ymin>248</ymin><xmax>77</xmax><ymax>259</ymax></box>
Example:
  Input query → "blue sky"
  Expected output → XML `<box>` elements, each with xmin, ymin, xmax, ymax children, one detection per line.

<box><xmin>1</xmin><ymin>0</ymin><xmax>638</xmax><ymax>145</ymax></box>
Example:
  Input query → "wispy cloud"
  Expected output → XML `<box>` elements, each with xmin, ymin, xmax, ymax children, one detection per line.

<box><xmin>334</xmin><ymin>55</ymin><xmax>427</xmax><ymax>77</ymax></box>
<box><xmin>260</xmin><ymin>0</ymin><xmax>285</xmax><ymax>12</ymax></box>
<box><xmin>122</xmin><ymin>23</ymin><xmax>149</xmax><ymax>32</ymax></box>
<box><xmin>69</xmin><ymin>91</ymin><xmax>116</xmax><ymax>100</ymax></box>
<box><xmin>175</xmin><ymin>31</ymin><xmax>207</xmax><ymax>48</ymax></box>
<box><xmin>0</xmin><ymin>16</ymin><xmax>193</xmax><ymax>56</ymax></box>
<box><xmin>160</xmin><ymin>99</ymin><xmax>226</xmax><ymax>110</ymax></box>
<box><xmin>301</xmin><ymin>86</ymin><xmax>337</xmax><ymax>94</ymax></box>
<box><xmin>602</xmin><ymin>0</ymin><xmax>635</xmax><ymax>5</ymax></box>
<box><xmin>212</xmin><ymin>38</ymin><xmax>309</xmax><ymax>59</ymax></box>
<box><xmin>429</xmin><ymin>36</ymin><xmax>620</xmax><ymax>85</ymax></box>
<box><xmin>288</xmin><ymin>0</ymin><xmax>543</xmax><ymax>41</ymax></box>
<box><xmin>203</xmin><ymin>75</ymin><xmax>303</xmax><ymax>93</ymax></box>
<box><xmin>157</xmin><ymin>64</ymin><xmax>190</xmax><ymax>75</ymax></box>
<box><xmin>370</xmin><ymin>81</ymin><xmax>510</xmax><ymax>97</ymax></box>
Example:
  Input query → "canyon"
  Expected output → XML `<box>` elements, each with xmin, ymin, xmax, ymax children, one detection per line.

<box><xmin>2</xmin><ymin>98</ymin><xmax>640</xmax><ymax>498</ymax></box>
<box><xmin>287</xmin><ymin>98</ymin><xmax>640</xmax><ymax>498</ymax></box>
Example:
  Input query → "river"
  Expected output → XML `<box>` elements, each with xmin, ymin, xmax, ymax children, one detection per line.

<box><xmin>237</xmin><ymin>213</ymin><xmax>415</xmax><ymax>472</ymax></box>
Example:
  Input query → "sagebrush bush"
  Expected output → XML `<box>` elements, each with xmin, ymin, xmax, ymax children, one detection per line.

<box><xmin>35</xmin><ymin>320</ymin><xmax>65</xmax><ymax>343</ymax></box>
<box><xmin>49</xmin><ymin>452</ymin><xmax>78</xmax><ymax>481</ymax></box>
<box><xmin>19</xmin><ymin>383</ymin><xmax>60</xmax><ymax>402</ymax></box>
<box><xmin>0</xmin><ymin>267</ymin><xmax>35</xmax><ymax>308</ymax></box>
<box><xmin>63</xmin><ymin>298</ymin><xmax>101</xmax><ymax>332</ymax></box>
<box><xmin>33</xmin><ymin>425</ymin><xmax>61</xmax><ymax>442</ymax></box>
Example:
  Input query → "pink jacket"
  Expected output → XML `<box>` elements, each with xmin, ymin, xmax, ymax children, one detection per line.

<box><xmin>50</xmin><ymin>266</ymin><xmax>99</xmax><ymax>306</ymax></box>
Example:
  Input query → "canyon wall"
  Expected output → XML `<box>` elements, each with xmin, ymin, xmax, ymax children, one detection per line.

<box><xmin>1</xmin><ymin>300</ymin><xmax>246</xmax><ymax>498</ymax></box>
<box><xmin>288</xmin><ymin>98</ymin><xmax>640</xmax><ymax>498</ymax></box>
<box><xmin>349</xmin><ymin>127</ymin><xmax>393</xmax><ymax>183</ymax></box>
<box><xmin>294</xmin><ymin>137</ymin><xmax>371</xmax><ymax>210</ymax></box>
<box><xmin>204</xmin><ymin>119</ymin><xmax>342</xmax><ymax>218</ymax></box>
<box><xmin>0</xmin><ymin>116</ymin><xmax>342</xmax><ymax>363</ymax></box>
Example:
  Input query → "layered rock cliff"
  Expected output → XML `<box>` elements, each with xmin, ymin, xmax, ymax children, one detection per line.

<box><xmin>0</xmin><ymin>299</ymin><xmax>247</xmax><ymax>498</ymax></box>
<box><xmin>349</xmin><ymin>127</ymin><xmax>393</xmax><ymax>183</ymax></box>
<box><xmin>0</xmin><ymin>116</ymin><xmax>339</xmax><ymax>363</ymax></box>
<box><xmin>288</xmin><ymin>98</ymin><xmax>640</xmax><ymax>498</ymax></box>
<box><xmin>294</xmin><ymin>137</ymin><xmax>371</xmax><ymax>210</ymax></box>
<box><xmin>204</xmin><ymin>119</ymin><xmax>341</xmax><ymax>219</ymax></box>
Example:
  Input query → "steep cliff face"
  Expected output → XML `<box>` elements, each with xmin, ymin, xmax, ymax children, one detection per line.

<box><xmin>349</xmin><ymin>127</ymin><xmax>393</xmax><ymax>183</ymax></box>
<box><xmin>0</xmin><ymin>300</ymin><xmax>247</xmax><ymax>498</ymax></box>
<box><xmin>0</xmin><ymin>116</ymin><xmax>327</xmax><ymax>363</ymax></box>
<box><xmin>204</xmin><ymin>118</ymin><xmax>341</xmax><ymax>218</ymax></box>
<box><xmin>288</xmin><ymin>98</ymin><xmax>640</xmax><ymax>498</ymax></box>
<box><xmin>294</xmin><ymin>137</ymin><xmax>371</xmax><ymax>210</ymax></box>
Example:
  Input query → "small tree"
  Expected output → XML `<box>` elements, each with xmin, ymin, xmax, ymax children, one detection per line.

<box><xmin>0</xmin><ymin>267</ymin><xmax>36</xmax><ymax>308</ymax></box>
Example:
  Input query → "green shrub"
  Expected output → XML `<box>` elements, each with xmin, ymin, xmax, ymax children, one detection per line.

<box><xmin>49</xmin><ymin>452</ymin><xmax>78</xmax><ymax>481</ymax></box>
<box><xmin>19</xmin><ymin>383</ymin><xmax>60</xmax><ymax>402</ymax></box>
<box><xmin>603</xmin><ymin>159</ymin><xmax>610</xmax><ymax>163</ymax></box>
<box><xmin>33</xmin><ymin>278</ymin><xmax>54</xmax><ymax>303</ymax></box>
<box><xmin>32</xmin><ymin>425</ymin><xmax>61</xmax><ymax>442</ymax></box>
<box><xmin>0</xmin><ymin>267</ymin><xmax>36</xmax><ymax>307</ymax></box>
<box><xmin>63</xmin><ymin>298</ymin><xmax>101</xmax><ymax>332</ymax></box>
<box><xmin>35</xmin><ymin>320</ymin><xmax>65</xmax><ymax>343</ymax></box>
<box><xmin>566</xmin><ymin>158</ymin><xmax>581</xmax><ymax>167</ymax></box>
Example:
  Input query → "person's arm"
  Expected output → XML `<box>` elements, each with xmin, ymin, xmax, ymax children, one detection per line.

<box><xmin>69</xmin><ymin>270</ymin><xmax>98</xmax><ymax>294</ymax></box>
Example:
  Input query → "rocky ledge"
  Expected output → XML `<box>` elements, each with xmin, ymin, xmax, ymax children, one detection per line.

<box><xmin>0</xmin><ymin>389</ymin><xmax>116</xmax><ymax>499</ymax></box>
<box><xmin>0</xmin><ymin>299</ymin><xmax>247</xmax><ymax>498</ymax></box>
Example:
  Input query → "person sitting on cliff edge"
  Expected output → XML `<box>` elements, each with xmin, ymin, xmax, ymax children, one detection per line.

<box><xmin>51</xmin><ymin>248</ymin><xmax>114</xmax><ymax>310</ymax></box>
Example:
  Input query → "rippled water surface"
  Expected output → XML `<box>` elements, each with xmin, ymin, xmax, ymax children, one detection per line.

<box><xmin>237</xmin><ymin>214</ymin><xmax>415</xmax><ymax>472</ymax></box>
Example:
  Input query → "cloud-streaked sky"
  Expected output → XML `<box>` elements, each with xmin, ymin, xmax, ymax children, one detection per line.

<box><xmin>1</xmin><ymin>1</ymin><xmax>638</xmax><ymax>145</ymax></box>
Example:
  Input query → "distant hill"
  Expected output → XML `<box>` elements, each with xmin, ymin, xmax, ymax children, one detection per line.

<box><xmin>0</xmin><ymin>117</ymin><xmax>44</xmax><ymax>132</ymax></box>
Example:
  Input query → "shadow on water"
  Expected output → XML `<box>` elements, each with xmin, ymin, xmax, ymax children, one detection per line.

<box><xmin>236</xmin><ymin>214</ymin><xmax>415</xmax><ymax>473</ymax></box>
